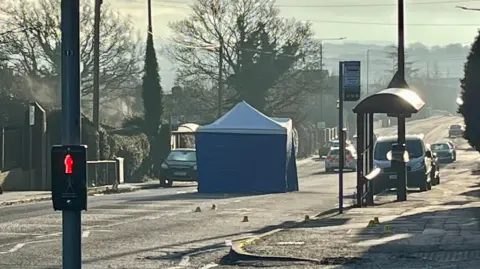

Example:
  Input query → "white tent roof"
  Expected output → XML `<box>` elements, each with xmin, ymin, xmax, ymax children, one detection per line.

<box><xmin>198</xmin><ymin>101</ymin><xmax>287</xmax><ymax>134</ymax></box>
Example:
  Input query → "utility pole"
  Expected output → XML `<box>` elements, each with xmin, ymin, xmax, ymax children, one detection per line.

<box><xmin>93</xmin><ymin>0</ymin><xmax>102</xmax><ymax>160</ymax></box>
<box><xmin>319</xmin><ymin>42</ymin><xmax>324</xmax><ymax>122</ymax></box>
<box><xmin>214</xmin><ymin>0</ymin><xmax>223</xmax><ymax>118</ymax></box>
<box><xmin>60</xmin><ymin>0</ymin><xmax>82</xmax><ymax>267</ymax></box>
<box><xmin>366</xmin><ymin>50</ymin><xmax>370</xmax><ymax>95</ymax></box>
<box><xmin>218</xmin><ymin>43</ymin><xmax>224</xmax><ymax>118</ymax></box>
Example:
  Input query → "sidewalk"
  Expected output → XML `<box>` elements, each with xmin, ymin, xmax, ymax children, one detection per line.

<box><xmin>0</xmin><ymin>181</ymin><xmax>160</xmax><ymax>206</ymax></box>
<box><xmin>236</xmin><ymin>150</ymin><xmax>480</xmax><ymax>268</ymax></box>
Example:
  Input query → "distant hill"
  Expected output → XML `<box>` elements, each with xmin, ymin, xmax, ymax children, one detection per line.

<box><xmin>157</xmin><ymin>40</ymin><xmax>470</xmax><ymax>92</ymax></box>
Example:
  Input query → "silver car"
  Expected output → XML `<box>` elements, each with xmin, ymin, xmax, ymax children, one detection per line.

<box><xmin>325</xmin><ymin>147</ymin><xmax>357</xmax><ymax>172</ymax></box>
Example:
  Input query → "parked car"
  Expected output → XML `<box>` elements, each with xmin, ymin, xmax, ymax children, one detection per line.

<box><xmin>448</xmin><ymin>124</ymin><xmax>464</xmax><ymax>138</ymax></box>
<box><xmin>373</xmin><ymin>134</ymin><xmax>440</xmax><ymax>191</ymax></box>
<box><xmin>319</xmin><ymin>139</ymin><xmax>355</xmax><ymax>158</ymax></box>
<box><xmin>325</xmin><ymin>147</ymin><xmax>357</xmax><ymax>172</ymax></box>
<box><xmin>431</xmin><ymin>141</ymin><xmax>456</xmax><ymax>163</ymax></box>
<box><xmin>159</xmin><ymin>148</ymin><xmax>197</xmax><ymax>187</ymax></box>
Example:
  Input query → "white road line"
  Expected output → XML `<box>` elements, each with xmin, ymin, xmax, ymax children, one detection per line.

<box><xmin>35</xmin><ymin>232</ymin><xmax>62</xmax><ymax>238</ymax></box>
<box><xmin>200</xmin><ymin>263</ymin><xmax>218</xmax><ymax>269</ymax></box>
<box><xmin>82</xmin><ymin>231</ymin><xmax>90</xmax><ymax>238</ymax></box>
<box><xmin>178</xmin><ymin>255</ymin><xmax>190</xmax><ymax>266</ymax></box>
<box><xmin>8</xmin><ymin>243</ymin><xmax>25</xmax><ymax>253</ymax></box>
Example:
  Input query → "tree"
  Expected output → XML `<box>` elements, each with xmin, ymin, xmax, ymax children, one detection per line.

<box><xmin>142</xmin><ymin>34</ymin><xmax>164</xmax><ymax>138</ymax></box>
<box><xmin>458</xmin><ymin>30</ymin><xmax>480</xmax><ymax>150</ymax></box>
<box><xmin>384</xmin><ymin>45</ymin><xmax>420</xmax><ymax>79</ymax></box>
<box><xmin>0</xmin><ymin>0</ymin><xmax>143</xmax><ymax>106</ymax></box>
<box><xmin>166</xmin><ymin>0</ymin><xmax>321</xmax><ymax>114</ymax></box>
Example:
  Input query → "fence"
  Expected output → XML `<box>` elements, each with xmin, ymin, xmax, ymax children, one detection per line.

<box><xmin>87</xmin><ymin>158</ymin><xmax>124</xmax><ymax>188</ymax></box>
<box><xmin>0</xmin><ymin>126</ymin><xmax>24</xmax><ymax>172</ymax></box>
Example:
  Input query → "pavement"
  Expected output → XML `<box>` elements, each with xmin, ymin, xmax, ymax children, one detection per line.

<box><xmin>226</xmin><ymin>137</ymin><xmax>480</xmax><ymax>268</ymax></box>
<box><xmin>0</xmin><ymin>115</ymin><xmax>464</xmax><ymax>269</ymax></box>
<box><xmin>0</xmin><ymin>182</ymin><xmax>161</xmax><ymax>206</ymax></box>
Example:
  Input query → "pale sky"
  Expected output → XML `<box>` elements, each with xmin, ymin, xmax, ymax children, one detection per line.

<box><xmin>109</xmin><ymin>0</ymin><xmax>480</xmax><ymax>46</ymax></box>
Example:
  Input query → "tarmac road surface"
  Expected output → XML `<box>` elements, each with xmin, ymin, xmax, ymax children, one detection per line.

<box><xmin>0</xmin><ymin>116</ymin><xmax>462</xmax><ymax>269</ymax></box>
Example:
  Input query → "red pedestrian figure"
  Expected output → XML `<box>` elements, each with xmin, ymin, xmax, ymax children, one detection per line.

<box><xmin>64</xmin><ymin>154</ymin><xmax>73</xmax><ymax>174</ymax></box>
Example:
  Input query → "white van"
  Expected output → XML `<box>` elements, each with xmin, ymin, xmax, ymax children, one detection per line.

<box><xmin>373</xmin><ymin>134</ymin><xmax>438</xmax><ymax>191</ymax></box>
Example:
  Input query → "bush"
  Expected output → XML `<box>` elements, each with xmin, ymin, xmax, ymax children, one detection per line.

<box><xmin>107</xmin><ymin>129</ymin><xmax>150</xmax><ymax>182</ymax></box>
<box><xmin>46</xmin><ymin>110</ymin><xmax>151</xmax><ymax>183</ymax></box>
<box><xmin>459</xmin><ymin>30</ymin><xmax>480</xmax><ymax>151</ymax></box>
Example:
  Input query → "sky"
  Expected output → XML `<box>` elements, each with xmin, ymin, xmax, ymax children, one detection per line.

<box><xmin>109</xmin><ymin>0</ymin><xmax>480</xmax><ymax>46</ymax></box>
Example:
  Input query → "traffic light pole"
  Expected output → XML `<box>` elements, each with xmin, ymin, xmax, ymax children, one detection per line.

<box><xmin>61</xmin><ymin>0</ymin><xmax>82</xmax><ymax>268</ymax></box>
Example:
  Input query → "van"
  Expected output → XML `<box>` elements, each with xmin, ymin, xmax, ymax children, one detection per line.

<box><xmin>373</xmin><ymin>134</ymin><xmax>438</xmax><ymax>191</ymax></box>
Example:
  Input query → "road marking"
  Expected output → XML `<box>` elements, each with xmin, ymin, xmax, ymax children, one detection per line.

<box><xmin>200</xmin><ymin>263</ymin><xmax>218</xmax><ymax>269</ymax></box>
<box><xmin>176</xmin><ymin>191</ymin><xmax>188</xmax><ymax>194</ymax></box>
<box><xmin>8</xmin><ymin>243</ymin><xmax>25</xmax><ymax>253</ymax></box>
<box><xmin>35</xmin><ymin>232</ymin><xmax>62</xmax><ymax>238</ymax></box>
<box><xmin>178</xmin><ymin>255</ymin><xmax>190</xmax><ymax>266</ymax></box>
<box><xmin>82</xmin><ymin>231</ymin><xmax>90</xmax><ymax>238</ymax></box>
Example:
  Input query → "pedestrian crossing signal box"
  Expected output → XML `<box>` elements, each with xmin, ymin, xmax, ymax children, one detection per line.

<box><xmin>51</xmin><ymin>145</ymin><xmax>88</xmax><ymax>211</ymax></box>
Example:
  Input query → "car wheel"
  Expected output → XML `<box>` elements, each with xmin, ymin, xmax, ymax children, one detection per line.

<box><xmin>164</xmin><ymin>179</ymin><xmax>173</xmax><ymax>188</ymax></box>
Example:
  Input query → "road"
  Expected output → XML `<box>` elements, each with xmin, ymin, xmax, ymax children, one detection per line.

<box><xmin>0</xmin><ymin>116</ymin><xmax>462</xmax><ymax>269</ymax></box>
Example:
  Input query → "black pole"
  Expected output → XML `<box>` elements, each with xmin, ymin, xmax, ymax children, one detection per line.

<box><xmin>61</xmin><ymin>0</ymin><xmax>82</xmax><ymax>268</ymax></box>
<box><xmin>338</xmin><ymin>61</ymin><xmax>344</xmax><ymax>214</ymax></box>
<box><xmin>396</xmin><ymin>0</ymin><xmax>407</xmax><ymax>201</ymax></box>
<box><xmin>398</xmin><ymin>0</ymin><xmax>405</xmax><ymax>79</ymax></box>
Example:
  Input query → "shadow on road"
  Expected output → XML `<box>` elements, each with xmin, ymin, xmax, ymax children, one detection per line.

<box><xmin>122</xmin><ymin>192</ymin><xmax>268</xmax><ymax>203</ymax></box>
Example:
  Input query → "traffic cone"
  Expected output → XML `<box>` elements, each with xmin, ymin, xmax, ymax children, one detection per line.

<box><xmin>367</xmin><ymin>220</ymin><xmax>375</xmax><ymax>227</ymax></box>
<box><xmin>242</xmin><ymin>216</ymin><xmax>249</xmax><ymax>222</ymax></box>
<box><xmin>373</xmin><ymin>217</ymin><xmax>380</xmax><ymax>224</ymax></box>
<box><xmin>195</xmin><ymin>207</ymin><xmax>201</xmax><ymax>212</ymax></box>
<box><xmin>211</xmin><ymin>204</ymin><xmax>217</xmax><ymax>210</ymax></box>
<box><xmin>304</xmin><ymin>215</ymin><xmax>310</xmax><ymax>221</ymax></box>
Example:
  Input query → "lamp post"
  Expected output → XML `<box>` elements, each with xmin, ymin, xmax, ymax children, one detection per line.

<box><xmin>319</xmin><ymin>37</ymin><xmax>347</xmax><ymax>125</ymax></box>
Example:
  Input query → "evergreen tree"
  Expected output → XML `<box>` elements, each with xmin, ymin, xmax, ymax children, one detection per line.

<box><xmin>142</xmin><ymin>33</ymin><xmax>164</xmax><ymax>137</ymax></box>
<box><xmin>459</xmin><ymin>30</ymin><xmax>480</xmax><ymax>150</ymax></box>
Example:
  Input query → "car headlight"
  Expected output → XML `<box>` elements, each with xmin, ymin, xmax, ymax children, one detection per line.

<box><xmin>410</xmin><ymin>162</ymin><xmax>424</xmax><ymax>171</ymax></box>
<box><xmin>193</xmin><ymin>165</ymin><xmax>197</xmax><ymax>170</ymax></box>
<box><xmin>161</xmin><ymin>163</ymin><xmax>168</xmax><ymax>169</ymax></box>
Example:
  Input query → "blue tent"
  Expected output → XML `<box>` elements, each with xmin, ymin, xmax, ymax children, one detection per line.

<box><xmin>195</xmin><ymin>101</ymin><xmax>299</xmax><ymax>194</ymax></box>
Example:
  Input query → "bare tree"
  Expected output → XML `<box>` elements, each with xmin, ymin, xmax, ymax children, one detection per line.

<box><xmin>166</xmin><ymin>0</ymin><xmax>321</xmax><ymax>114</ymax></box>
<box><xmin>0</xmin><ymin>0</ymin><xmax>143</xmax><ymax>106</ymax></box>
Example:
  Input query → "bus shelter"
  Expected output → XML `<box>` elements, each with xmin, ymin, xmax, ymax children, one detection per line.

<box><xmin>353</xmin><ymin>87</ymin><xmax>425</xmax><ymax>206</ymax></box>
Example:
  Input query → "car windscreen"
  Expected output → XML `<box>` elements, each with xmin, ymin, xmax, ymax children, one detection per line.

<box><xmin>431</xmin><ymin>143</ymin><xmax>450</xmax><ymax>151</ymax></box>
<box><xmin>328</xmin><ymin>150</ymin><xmax>350</xmax><ymax>156</ymax></box>
<box><xmin>331</xmin><ymin>142</ymin><xmax>340</xmax><ymax>147</ymax></box>
<box><xmin>450</xmin><ymin>125</ymin><xmax>461</xmax><ymax>129</ymax></box>
<box><xmin>374</xmin><ymin>139</ymin><xmax>424</xmax><ymax>160</ymax></box>
<box><xmin>167</xmin><ymin>151</ymin><xmax>196</xmax><ymax>161</ymax></box>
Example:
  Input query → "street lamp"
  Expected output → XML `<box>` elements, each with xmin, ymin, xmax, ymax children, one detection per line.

<box><xmin>318</xmin><ymin>37</ymin><xmax>347</xmax><ymax>124</ymax></box>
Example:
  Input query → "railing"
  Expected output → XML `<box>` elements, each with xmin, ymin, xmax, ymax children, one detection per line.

<box><xmin>86</xmin><ymin>158</ymin><xmax>124</xmax><ymax>188</ymax></box>
<box><xmin>360</xmin><ymin>167</ymin><xmax>382</xmax><ymax>207</ymax></box>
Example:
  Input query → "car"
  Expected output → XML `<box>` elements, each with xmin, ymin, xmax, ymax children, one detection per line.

<box><xmin>448</xmin><ymin>124</ymin><xmax>464</xmax><ymax>138</ymax></box>
<box><xmin>319</xmin><ymin>139</ymin><xmax>356</xmax><ymax>158</ymax></box>
<box><xmin>373</xmin><ymin>134</ymin><xmax>440</xmax><ymax>191</ymax></box>
<box><xmin>431</xmin><ymin>141</ymin><xmax>456</xmax><ymax>163</ymax></box>
<box><xmin>325</xmin><ymin>147</ymin><xmax>357</xmax><ymax>172</ymax></box>
<box><xmin>159</xmin><ymin>148</ymin><xmax>197</xmax><ymax>187</ymax></box>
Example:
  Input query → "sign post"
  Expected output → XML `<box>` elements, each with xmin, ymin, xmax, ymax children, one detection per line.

<box><xmin>338</xmin><ymin>61</ymin><xmax>361</xmax><ymax>214</ymax></box>
<box><xmin>342</xmin><ymin>61</ymin><xmax>361</xmax><ymax>102</ymax></box>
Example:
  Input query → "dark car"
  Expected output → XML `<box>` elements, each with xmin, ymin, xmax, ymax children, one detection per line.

<box><xmin>159</xmin><ymin>148</ymin><xmax>197</xmax><ymax>187</ymax></box>
<box><xmin>318</xmin><ymin>140</ymin><xmax>340</xmax><ymax>158</ymax></box>
<box><xmin>448</xmin><ymin>124</ymin><xmax>464</xmax><ymax>138</ymax></box>
<box><xmin>431</xmin><ymin>141</ymin><xmax>456</xmax><ymax>163</ymax></box>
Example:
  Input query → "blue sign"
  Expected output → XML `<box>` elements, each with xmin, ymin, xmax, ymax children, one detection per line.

<box><xmin>342</xmin><ymin>61</ymin><xmax>361</xmax><ymax>101</ymax></box>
